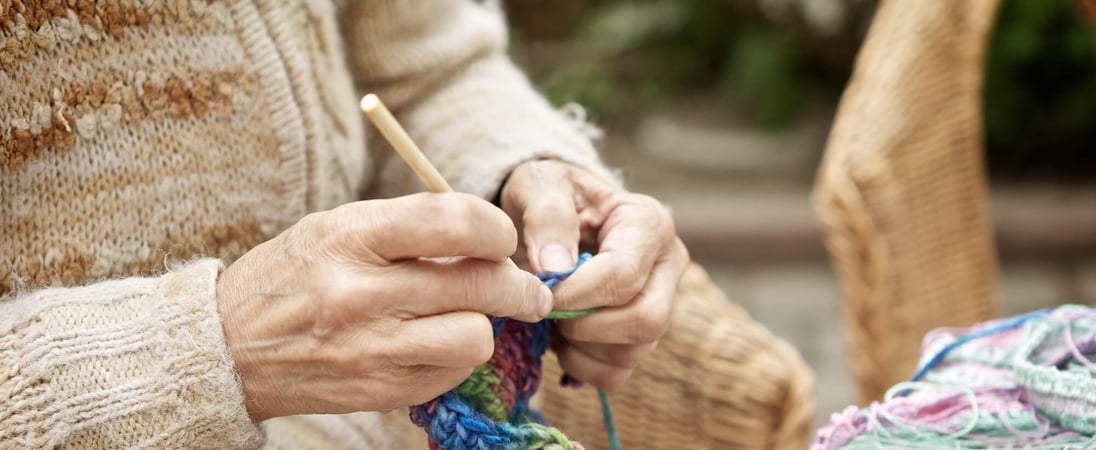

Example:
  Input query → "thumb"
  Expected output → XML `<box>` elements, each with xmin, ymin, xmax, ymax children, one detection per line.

<box><xmin>501</xmin><ymin>161</ymin><xmax>582</xmax><ymax>273</ymax></box>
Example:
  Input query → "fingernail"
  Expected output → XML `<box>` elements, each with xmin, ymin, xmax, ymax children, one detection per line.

<box><xmin>539</xmin><ymin>244</ymin><xmax>574</xmax><ymax>273</ymax></box>
<box><xmin>539</xmin><ymin>285</ymin><xmax>554</xmax><ymax>318</ymax></box>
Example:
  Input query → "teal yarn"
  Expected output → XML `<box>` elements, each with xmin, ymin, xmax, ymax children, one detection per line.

<box><xmin>535</xmin><ymin>253</ymin><xmax>591</xmax><ymax>289</ymax></box>
<box><xmin>598</xmin><ymin>389</ymin><xmax>623</xmax><ymax>450</ymax></box>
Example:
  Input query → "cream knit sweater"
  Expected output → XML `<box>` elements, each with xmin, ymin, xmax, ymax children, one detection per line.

<box><xmin>0</xmin><ymin>1</ymin><xmax>614</xmax><ymax>448</ymax></box>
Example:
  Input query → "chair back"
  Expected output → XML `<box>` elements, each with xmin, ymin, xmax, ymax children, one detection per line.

<box><xmin>812</xmin><ymin>0</ymin><xmax>1003</xmax><ymax>404</ymax></box>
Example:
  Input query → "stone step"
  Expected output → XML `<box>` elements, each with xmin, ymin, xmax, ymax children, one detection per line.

<box><xmin>655</xmin><ymin>182</ymin><xmax>1096</xmax><ymax>263</ymax></box>
<box><xmin>600</xmin><ymin>111</ymin><xmax>1096</xmax><ymax>263</ymax></box>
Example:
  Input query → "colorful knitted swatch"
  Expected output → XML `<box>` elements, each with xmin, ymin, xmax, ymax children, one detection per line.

<box><xmin>813</xmin><ymin>305</ymin><xmax>1096</xmax><ymax>449</ymax></box>
<box><xmin>410</xmin><ymin>253</ymin><xmax>594</xmax><ymax>450</ymax></box>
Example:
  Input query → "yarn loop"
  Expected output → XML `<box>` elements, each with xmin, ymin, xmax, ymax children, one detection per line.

<box><xmin>411</xmin><ymin>253</ymin><xmax>600</xmax><ymax>450</ymax></box>
<box><xmin>814</xmin><ymin>305</ymin><xmax>1096</xmax><ymax>449</ymax></box>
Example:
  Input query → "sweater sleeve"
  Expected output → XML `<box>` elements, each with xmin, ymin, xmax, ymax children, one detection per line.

<box><xmin>260</xmin><ymin>410</ymin><xmax>426</xmax><ymax>450</ymax></box>
<box><xmin>339</xmin><ymin>0</ymin><xmax>620</xmax><ymax>199</ymax></box>
<box><xmin>0</xmin><ymin>259</ymin><xmax>262</xmax><ymax>449</ymax></box>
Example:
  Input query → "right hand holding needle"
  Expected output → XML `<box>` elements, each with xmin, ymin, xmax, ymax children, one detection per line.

<box><xmin>215</xmin><ymin>193</ymin><xmax>553</xmax><ymax>421</ymax></box>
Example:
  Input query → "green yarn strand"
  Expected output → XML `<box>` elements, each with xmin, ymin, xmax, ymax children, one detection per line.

<box><xmin>546</xmin><ymin>308</ymin><xmax>598</xmax><ymax>320</ymax></box>
<box><xmin>455</xmin><ymin>365</ymin><xmax>507</xmax><ymax>422</ymax></box>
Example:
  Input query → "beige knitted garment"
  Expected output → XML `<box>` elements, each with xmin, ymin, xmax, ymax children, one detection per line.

<box><xmin>0</xmin><ymin>0</ymin><xmax>615</xmax><ymax>448</ymax></box>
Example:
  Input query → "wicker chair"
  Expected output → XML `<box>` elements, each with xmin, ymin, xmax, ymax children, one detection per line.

<box><xmin>811</xmin><ymin>0</ymin><xmax>1003</xmax><ymax>404</ymax></box>
<box><xmin>539</xmin><ymin>263</ymin><xmax>816</xmax><ymax>450</ymax></box>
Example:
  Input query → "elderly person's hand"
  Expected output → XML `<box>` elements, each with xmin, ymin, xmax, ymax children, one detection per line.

<box><xmin>215</xmin><ymin>193</ymin><xmax>552</xmax><ymax>422</ymax></box>
<box><xmin>500</xmin><ymin>160</ymin><xmax>689</xmax><ymax>390</ymax></box>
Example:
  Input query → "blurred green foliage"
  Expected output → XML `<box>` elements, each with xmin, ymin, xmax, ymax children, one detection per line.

<box><xmin>530</xmin><ymin>1</ymin><xmax>827</xmax><ymax>129</ymax></box>
<box><xmin>984</xmin><ymin>1</ymin><xmax>1096</xmax><ymax>174</ymax></box>
<box><xmin>515</xmin><ymin>0</ymin><xmax>1096</xmax><ymax>174</ymax></box>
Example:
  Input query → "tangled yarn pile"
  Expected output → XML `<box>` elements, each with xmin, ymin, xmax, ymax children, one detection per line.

<box><xmin>410</xmin><ymin>254</ymin><xmax>597</xmax><ymax>450</ymax></box>
<box><xmin>814</xmin><ymin>305</ymin><xmax>1096</xmax><ymax>449</ymax></box>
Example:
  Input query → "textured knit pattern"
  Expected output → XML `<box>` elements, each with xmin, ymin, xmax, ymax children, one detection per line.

<box><xmin>1</xmin><ymin>1</ymin><xmax>614</xmax><ymax>448</ymax></box>
<box><xmin>0</xmin><ymin>259</ymin><xmax>260</xmax><ymax>448</ymax></box>
<box><xmin>409</xmin><ymin>254</ymin><xmax>592</xmax><ymax>450</ymax></box>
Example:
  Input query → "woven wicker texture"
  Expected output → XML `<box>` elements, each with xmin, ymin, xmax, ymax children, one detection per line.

<box><xmin>812</xmin><ymin>0</ymin><xmax>1003</xmax><ymax>404</ymax></box>
<box><xmin>539</xmin><ymin>263</ymin><xmax>816</xmax><ymax>450</ymax></box>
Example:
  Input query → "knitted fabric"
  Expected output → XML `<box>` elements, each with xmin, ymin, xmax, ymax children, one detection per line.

<box><xmin>1</xmin><ymin>1</ymin><xmax>617</xmax><ymax>447</ymax></box>
<box><xmin>411</xmin><ymin>254</ymin><xmax>593</xmax><ymax>450</ymax></box>
<box><xmin>813</xmin><ymin>305</ymin><xmax>1096</xmax><ymax>449</ymax></box>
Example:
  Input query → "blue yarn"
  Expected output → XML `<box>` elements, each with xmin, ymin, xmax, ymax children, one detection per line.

<box><xmin>430</xmin><ymin>390</ymin><xmax>589</xmax><ymax>450</ymax></box>
<box><xmin>428</xmin><ymin>392</ymin><xmax>523</xmax><ymax>450</ymax></box>
<box><xmin>507</xmin><ymin>400</ymin><xmax>543</xmax><ymax>425</ymax></box>
<box><xmin>429</xmin><ymin>252</ymin><xmax>623</xmax><ymax>449</ymax></box>
<box><xmin>426</xmin><ymin>393</ymin><xmax>504</xmax><ymax>449</ymax></box>
<box><xmin>901</xmin><ymin>308</ymin><xmax>1052</xmax><ymax>396</ymax></box>
<box><xmin>536</xmin><ymin>252</ymin><xmax>593</xmax><ymax>288</ymax></box>
<box><xmin>529</xmin><ymin>320</ymin><xmax>550</xmax><ymax>358</ymax></box>
<box><xmin>492</xmin><ymin>318</ymin><xmax>507</xmax><ymax>337</ymax></box>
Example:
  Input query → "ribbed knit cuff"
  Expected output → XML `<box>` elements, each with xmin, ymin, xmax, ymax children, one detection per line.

<box><xmin>261</xmin><ymin>410</ymin><xmax>426</xmax><ymax>449</ymax></box>
<box><xmin>0</xmin><ymin>259</ymin><xmax>261</xmax><ymax>448</ymax></box>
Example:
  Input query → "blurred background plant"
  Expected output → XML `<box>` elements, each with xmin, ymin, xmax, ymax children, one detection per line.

<box><xmin>508</xmin><ymin>0</ymin><xmax>872</xmax><ymax>129</ymax></box>
<box><xmin>506</xmin><ymin>0</ymin><xmax>1096</xmax><ymax>178</ymax></box>
<box><xmin>984</xmin><ymin>0</ymin><xmax>1096</xmax><ymax>177</ymax></box>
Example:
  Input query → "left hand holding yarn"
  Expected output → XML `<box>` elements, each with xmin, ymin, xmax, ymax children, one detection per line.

<box><xmin>500</xmin><ymin>159</ymin><xmax>690</xmax><ymax>390</ymax></box>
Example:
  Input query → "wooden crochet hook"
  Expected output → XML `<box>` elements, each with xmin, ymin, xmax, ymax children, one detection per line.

<box><xmin>360</xmin><ymin>93</ymin><xmax>519</xmax><ymax>269</ymax></box>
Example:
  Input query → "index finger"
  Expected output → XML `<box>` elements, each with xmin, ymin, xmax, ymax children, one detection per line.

<box><xmin>379</xmin><ymin>257</ymin><xmax>554</xmax><ymax>322</ymax></box>
<box><xmin>322</xmin><ymin>192</ymin><xmax>518</xmax><ymax>263</ymax></box>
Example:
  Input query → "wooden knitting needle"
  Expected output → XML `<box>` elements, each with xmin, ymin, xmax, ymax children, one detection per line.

<box><xmin>360</xmin><ymin>93</ymin><xmax>519</xmax><ymax>269</ymax></box>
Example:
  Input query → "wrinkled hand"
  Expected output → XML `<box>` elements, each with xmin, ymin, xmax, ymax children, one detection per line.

<box><xmin>500</xmin><ymin>160</ymin><xmax>689</xmax><ymax>390</ymax></box>
<box><xmin>216</xmin><ymin>193</ymin><xmax>553</xmax><ymax>422</ymax></box>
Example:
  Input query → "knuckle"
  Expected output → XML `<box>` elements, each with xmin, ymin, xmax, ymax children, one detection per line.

<box><xmin>469</xmin><ymin>340</ymin><xmax>495</xmax><ymax>366</ymax></box>
<box><xmin>632</xmin><ymin>193</ymin><xmax>661</xmax><ymax>209</ymax></box>
<box><xmin>628</xmin><ymin>308</ymin><xmax>670</xmax><ymax>343</ymax></box>
<box><xmin>410</xmin><ymin>367</ymin><xmax>476</xmax><ymax>406</ymax></box>
<box><xmin>294</xmin><ymin>210</ymin><xmax>335</xmax><ymax>245</ymax></box>
<box><xmin>500</xmin><ymin>178</ymin><xmax>525</xmax><ymax>211</ymax></box>
<box><xmin>433</xmin><ymin>194</ymin><xmax>513</xmax><ymax>252</ymax></box>
<box><xmin>673</xmin><ymin>237</ymin><xmax>690</xmax><ymax>262</ymax></box>
<box><xmin>462</xmin><ymin>316</ymin><xmax>496</xmax><ymax>365</ymax></box>
<box><xmin>304</xmin><ymin>206</ymin><xmax>370</xmax><ymax>256</ymax></box>
<box><xmin>459</xmin><ymin>265</ymin><xmax>495</xmax><ymax>309</ymax></box>
<box><xmin>632</xmin><ymin>193</ymin><xmax>676</xmax><ymax>234</ymax></box>
<box><xmin>658</xmin><ymin>214</ymin><xmax>677</xmax><ymax>241</ymax></box>
<box><xmin>312</xmin><ymin>271</ymin><xmax>363</xmax><ymax>312</ymax></box>
<box><xmin>440</xmin><ymin>193</ymin><xmax>494</xmax><ymax>225</ymax></box>
<box><xmin>522</xmin><ymin>282</ymin><xmax>544</xmax><ymax>317</ymax></box>
<box><xmin>607</xmin><ymin>261</ymin><xmax>645</xmax><ymax>306</ymax></box>
<box><xmin>429</xmin><ymin>200</ymin><xmax>470</xmax><ymax>237</ymax></box>
<box><xmin>439</xmin><ymin>193</ymin><xmax>476</xmax><ymax>220</ymax></box>
<box><xmin>607</xmin><ymin>347</ymin><xmax>645</xmax><ymax>369</ymax></box>
<box><xmin>296</xmin><ymin>209</ymin><xmax>326</xmax><ymax>231</ymax></box>
<box><xmin>647</xmin><ymin>198</ymin><xmax>678</xmax><ymax>237</ymax></box>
